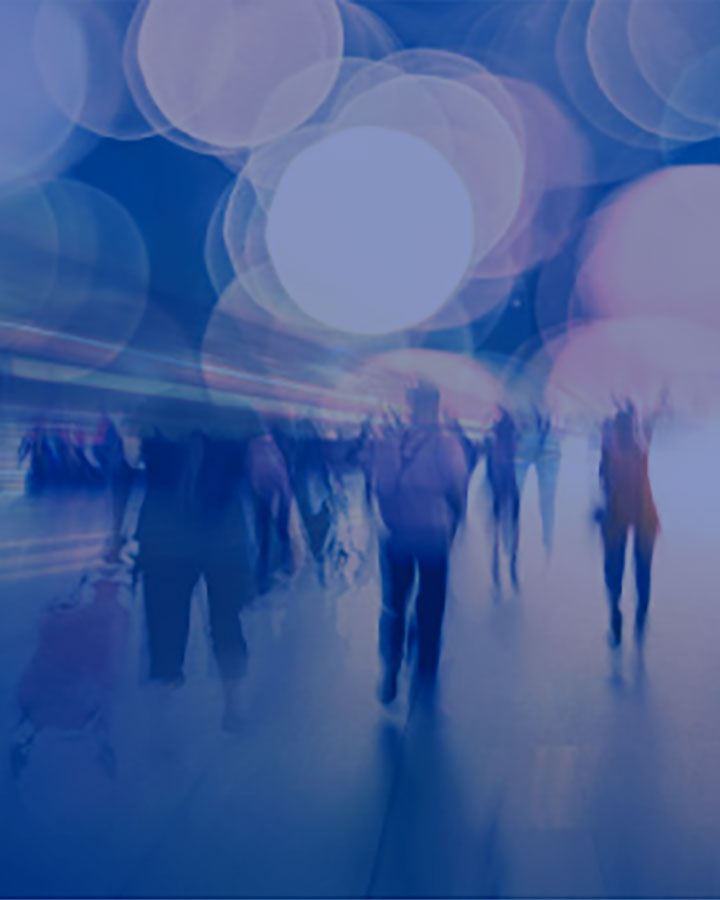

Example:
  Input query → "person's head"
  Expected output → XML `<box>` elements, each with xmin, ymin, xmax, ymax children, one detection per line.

<box><xmin>407</xmin><ymin>380</ymin><xmax>440</xmax><ymax>425</ymax></box>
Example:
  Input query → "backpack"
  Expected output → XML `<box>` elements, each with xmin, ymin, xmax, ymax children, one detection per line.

<box><xmin>375</xmin><ymin>425</ymin><xmax>463</xmax><ymax>544</ymax></box>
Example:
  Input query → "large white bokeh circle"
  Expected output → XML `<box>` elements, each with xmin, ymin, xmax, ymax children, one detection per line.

<box><xmin>135</xmin><ymin>0</ymin><xmax>343</xmax><ymax>149</ymax></box>
<box><xmin>266</xmin><ymin>127</ymin><xmax>474</xmax><ymax>334</ymax></box>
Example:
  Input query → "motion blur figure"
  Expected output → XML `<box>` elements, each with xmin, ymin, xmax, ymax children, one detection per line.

<box><xmin>373</xmin><ymin>382</ymin><xmax>469</xmax><ymax>704</ymax></box>
<box><xmin>18</xmin><ymin>423</ymin><xmax>52</xmax><ymax>494</ymax></box>
<box><xmin>485</xmin><ymin>408</ymin><xmax>520</xmax><ymax>591</ymax></box>
<box><xmin>92</xmin><ymin>414</ymin><xmax>125</xmax><ymax>482</ymax></box>
<box><xmin>247</xmin><ymin>427</ymin><xmax>294</xmax><ymax>595</ymax></box>
<box><xmin>515</xmin><ymin>406</ymin><xmax>561</xmax><ymax>560</ymax></box>
<box><xmin>598</xmin><ymin>404</ymin><xmax>660</xmax><ymax>648</ymax></box>
<box><xmin>323</xmin><ymin>422</ymin><xmax>373</xmax><ymax>583</ymax></box>
<box><xmin>111</xmin><ymin>399</ymin><xmax>262</xmax><ymax>732</ymax></box>
<box><xmin>291</xmin><ymin>419</ymin><xmax>335</xmax><ymax>586</ymax></box>
<box><xmin>19</xmin><ymin>420</ymin><xmax>108</xmax><ymax>492</ymax></box>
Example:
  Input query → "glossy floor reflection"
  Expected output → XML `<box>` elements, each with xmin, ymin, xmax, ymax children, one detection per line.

<box><xmin>1</xmin><ymin>429</ymin><xmax>720</xmax><ymax>897</ymax></box>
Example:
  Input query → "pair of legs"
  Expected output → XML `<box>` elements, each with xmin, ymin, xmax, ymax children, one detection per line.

<box><xmin>106</xmin><ymin>460</ymin><xmax>135</xmax><ymax>561</ymax></box>
<box><xmin>301</xmin><ymin>499</ymin><xmax>333</xmax><ymax>585</ymax></box>
<box><xmin>516</xmin><ymin>454</ymin><xmax>560</xmax><ymax>559</ymax></box>
<box><xmin>141</xmin><ymin>549</ymin><xmax>249</xmax><ymax>729</ymax></box>
<box><xmin>378</xmin><ymin>536</ymin><xmax>449</xmax><ymax>702</ymax></box>
<box><xmin>491</xmin><ymin>491</ymin><xmax>520</xmax><ymax>589</ymax></box>
<box><xmin>603</xmin><ymin>525</ymin><xmax>654</xmax><ymax>646</ymax></box>
<box><xmin>254</xmin><ymin>490</ymin><xmax>292</xmax><ymax>594</ymax></box>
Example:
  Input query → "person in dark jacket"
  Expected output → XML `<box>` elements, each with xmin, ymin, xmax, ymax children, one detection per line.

<box><xmin>485</xmin><ymin>408</ymin><xmax>520</xmax><ymax>591</ymax></box>
<box><xmin>372</xmin><ymin>381</ymin><xmax>469</xmax><ymax>703</ymax></box>
<box><xmin>598</xmin><ymin>403</ymin><xmax>659</xmax><ymax>648</ymax></box>
<box><xmin>110</xmin><ymin>397</ymin><xmax>263</xmax><ymax>732</ymax></box>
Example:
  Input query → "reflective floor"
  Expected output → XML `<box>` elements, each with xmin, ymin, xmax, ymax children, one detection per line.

<box><xmin>1</xmin><ymin>428</ymin><xmax>720</xmax><ymax>897</ymax></box>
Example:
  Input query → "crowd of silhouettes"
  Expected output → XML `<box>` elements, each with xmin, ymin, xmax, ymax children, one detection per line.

<box><xmin>15</xmin><ymin>386</ymin><xmax>666</xmax><ymax>729</ymax></box>
<box><xmin>19</xmin><ymin>416</ymin><xmax>125</xmax><ymax>492</ymax></box>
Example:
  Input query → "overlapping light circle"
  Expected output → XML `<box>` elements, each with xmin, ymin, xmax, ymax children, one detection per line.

<box><xmin>461</xmin><ymin>0</ymin><xmax>565</xmax><ymax>95</ymax></box>
<box><xmin>35</xmin><ymin>0</ymin><xmax>154</xmax><ymax>141</ymax></box>
<box><xmin>7</xmin><ymin>0</ymin><xmax>717</xmax><ymax>423</ymax></box>
<box><xmin>556</xmin><ymin>0</ymin><xmax>658</xmax><ymax>159</ymax></box>
<box><xmin>469</xmin><ymin>76</ymin><xmax>591</xmax><ymax>279</ymax></box>
<box><xmin>331</xmin><ymin>73</ymin><xmax>523</xmax><ymax>267</ymax></box>
<box><xmin>266</xmin><ymin>126</ymin><xmax>475</xmax><ymax>334</ymax></box>
<box><xmin>554</xmin><ymin>0</ymin><xmax>720</xmax><ymax>182</ymax></box>
<box><xmin>545</xmin><ymin>317</ymin><xmax>720</xmax><ymax>421</ymax></box>
<box><xmin>628</xmin><ymin>0</ymin><xmax>720</xmax><ymax>130</ymax></box>
<box><xmin>214</xmin><ymin>50</ymin><xmax>576</xmax><ymax>337</ymax></box>
<box><xmin>575</xmin><ymin>166</ymin><xmax>720</xmax><ymax>328</ymax></box>
<box><xmin>337</xmin><ymin>0</ymin><xmax>399</xmax><ymax>60</ymax></box>
<box><xmin>0</xmin><ymin>185</ymin><xmax>58</xmax><ymax>334</ymax></box>
<box><xmin>0</xmin><ymin>180</ymin><xmax>149</xmax><ymax>378</ymax></box>
<box><xmin>204</xmin><ymin>182</ymin><xmax>236</xmax><ymax>299</ymax></box>
<box><xmin>586</xmin><ymin>0</ymin><xmax>715</xmax><ymax>144</ymax></box>
<box><xmin>132</xmin><ymin>0</ymin><xmax>344</xmax><ymax>150</ymax></box>
<box><xmin>0</xmin><ymin>2</ymin><xmax>86</xmax><ymax>188</ymax></box>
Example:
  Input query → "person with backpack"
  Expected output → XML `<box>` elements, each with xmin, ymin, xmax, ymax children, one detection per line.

<box><xmin>598</xmin><ymin>402</ymin><xmax>660</xmax><ymax>648</ymax></box>
<box><xmin>372</xmin><ymin>381</ymin><xmax>469</xmax><ymax>704</ymax></box>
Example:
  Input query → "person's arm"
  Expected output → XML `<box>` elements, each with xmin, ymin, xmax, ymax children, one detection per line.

<box><xmin>598</xmin><ymin>422</ymin><xmax>612</xmax><ymax>498</ymax></box>
<box><xmin>440</xmin><ymin>433</ymin><xmax>470</xmax><ymax>530</ymax></box>
<box><xmin>105</xmin><ymin>419</ymin><xmax>142</xmax><ymax>561</ymax></box>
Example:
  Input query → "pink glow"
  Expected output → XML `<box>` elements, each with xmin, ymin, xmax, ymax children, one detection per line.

<box><xmin>576</xmin><ymin>166</ymin><xmax>720</xmax><ymax>327</ymax></box>
<box><xmin>546</xmin><ymin>317</ymin><xmax>720</xmax><ymax>419</ymax></box>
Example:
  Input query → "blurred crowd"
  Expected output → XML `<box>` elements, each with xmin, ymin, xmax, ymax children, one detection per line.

<box><xmin>11</xmin><ymin>386</ymin><xmax>661</xmax><ymax>749</ymax></box>
<box><xmin>18</xmin><ymin>416</ymin><xmax>125</xmax><ymax>493</ymax></box>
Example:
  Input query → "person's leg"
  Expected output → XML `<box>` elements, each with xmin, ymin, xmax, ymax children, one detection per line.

<box><xmin>514</xmin><ymin>456</ymin><xmax>531</xmax><ymax>508</ymax></box>
<box><xmin>537</xmin><ymin>452</ymin><xmax>560</xmax><ymax>559</ymax></box>
<box><xmin>254</xmin><ymin>494</ymin><xmax>273</xmax><ymax>594</ymax></box>
<box><xmin>142</xmin><ymin>555</ymin><xmax>198</xmax><ymax>683</ymax></box>
<box><xmin>204</xmin><ymin>551</ymin><xmax>251</xmax><ymax>730</ymax></box>
<box><xmin>634</xmin><ymin>530</ymin><xmax>655</xmax><ymax>644</ymax></box>
<box><xmin>414</xmin><ymin>549</ymin><xmax>449</xmax><ymax>681</ymax></box>
<box><xmin>107</xmin><ymin>460</ymin><xmax>134</xmax><ymax>561</ymax></box>
<box><xmin>377</xmin><ymin>537</ymin><xmax>415</xmax><ymax>703</ymax></box>
<box><xmin>491</xmin><ymin>496</ymin><xmax>501</xmax><ymax>588</ymax></box>
<box><xmin>275</xmin><ymin>489</ymin><xmax>294</xmax><ymax>575</ymax></box>
<box><xmin>509</xmin><ymin>492</ymin><xmax>520</xmax><ymax>589</ymax></box>
<box><xmin>603</xmin><ymin>527</ymin><xmax>627</xmax><ymax>646</ymax></box>
<box><xmin>302</xmin><ymin>499</ymin><xmax>330</xmax><ymax>584</ymax></box>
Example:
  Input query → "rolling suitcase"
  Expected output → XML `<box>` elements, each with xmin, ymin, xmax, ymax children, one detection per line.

<box><xmin>10</xmin><ymin>563</ymin><xmax>132</xmax><ymax>778</ymax></box>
